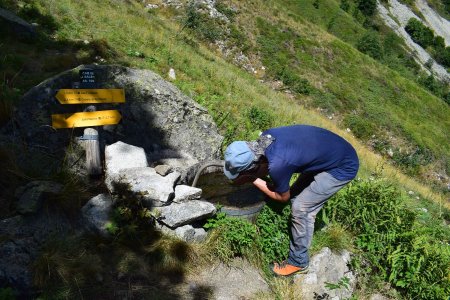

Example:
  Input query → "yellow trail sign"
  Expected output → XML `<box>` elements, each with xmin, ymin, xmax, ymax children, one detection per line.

<box><xmin>56</xmin><ymin>89</ymin><xmax>125</xmax><ymax>104</ymax></box>
<box><xmin>52</xmin><ymin>110</ymin><xmax>122</xmax><ymax>128</ymax></box>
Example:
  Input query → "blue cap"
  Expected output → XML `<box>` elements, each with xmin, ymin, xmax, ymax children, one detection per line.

<box><xmin>223</xmin><ymin>141</ymin><xmax>255</xmax><ymax>180</ymax></box>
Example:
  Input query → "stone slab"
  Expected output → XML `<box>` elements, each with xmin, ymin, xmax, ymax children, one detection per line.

<box><xmin>158</xmin><ymin>200</ymin><xmax>216</xmax><ymax>228</ymax></box>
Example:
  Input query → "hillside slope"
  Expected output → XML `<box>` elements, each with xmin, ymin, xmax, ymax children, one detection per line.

<box><xmin>0</xmin><ymin>0</ymin><xmax>448</xmax><ymax>201</ymax></box>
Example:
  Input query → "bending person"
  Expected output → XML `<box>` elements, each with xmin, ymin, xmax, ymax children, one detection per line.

<box><xmin>223</xmin><ymin>125</ymin><xmax>359</xmax><ymax>276</ymax></box>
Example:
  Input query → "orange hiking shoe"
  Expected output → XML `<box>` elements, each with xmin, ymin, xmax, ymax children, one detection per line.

<box><xmin>270</xmin><ymin>261</ymin><xmax>309</xmax><ymax>276</ymax></box>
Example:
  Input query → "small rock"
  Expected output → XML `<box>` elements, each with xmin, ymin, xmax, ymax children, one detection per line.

<box><xmin>175</xmin><ymin>225</ymin><xmax>196</xmax><ymax>242</ymax></box>
<box><xmin>168</xmin><ymin>68</ymin><xmax>176</xmax><ymax>80</ymax></box>
<box><xmin>81</xmin><ymin>194</ymin><xmax>113</xmax><ymax>237</ymax></box>
<box><xmin>83</xmin><ymin>40</ymin><xmax>90</xmax><ymax>45</ymax></box>
<box><xmin>193</xmin><ymin>228</ymin><xmax>207</xmax><ymax>242</ymax></box>
<box><xmin>146</xmin><ymin>3</ymin><xmax>159</xmax><ymax>9</ymax></box>
<box><xmin>387</xmin><ymin>148</ymin><xmax>394</xmax><ymax>158</ymax></box>
<box><xmin>173</xmin><ymin>185</ymin><xmax>202</xmax><ymax>202</ymax></box>
<box><xmin>158</xmin><ymin>200</ymin><xmax>216</xmax><ymax>228</ymax></box>
<box><xmin>408</xmin><ymin>190</ymin><xmax>414</xmax><ymax>195</ymax></box>
<box><xmin>155</xmin><ymin>164</ymin><xmax>172</xmax><ymax>176</ymax></box>
<box><xmin>346</xmin><ymin>128</ymin><xmax>351</xmax><ymax>132</ymax></box>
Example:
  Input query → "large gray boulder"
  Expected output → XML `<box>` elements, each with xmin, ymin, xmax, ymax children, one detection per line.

<box><xmin>157</xmin><ymin>200</ymin><xmax>216</xmax><ymax>228</ymax></box>
<box><xmin>1</xmin><ymin>65</ymin><xmax>223</xmax><ymax>177</ymax></box>
<box><xmin>294</xmin><ymin>247</ymin><xmax>356</xmax><ymax>300</ymax></box>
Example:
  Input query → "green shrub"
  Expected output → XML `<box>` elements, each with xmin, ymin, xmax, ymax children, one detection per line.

<box><xmin>184</xmin><ymin>3</ymin><xmax>224</xmax><ymax>42</ymax></box>
<box><xmin>323</xmin><ymin>178</ymin><xmax>450</xmax><ymax>299</ymax></box>
<box><xmin>434</xmin><ymin>46</ymin><xmax>450</xmax><ymax>68</ymax></box>
<box><xmin>277</xmin><ymin>68</ymin><xmax>313</xmax><ymax>95</ymax></box>
<box><xmin>357</xmin><ymin>32</ymin><xmax>383</xmax><ymax>59</ymax></box>
<box><xmin>405</xmin><ymin>18</ymin><xmax>434</xmax><ymax>48</ymax></box>
<box><xmin>0</xmin><ymin>288</ymin><xmax>15</xmax><ymax>300</ymax></box>
<box><xmin>255</xmin><ymin>204</ymin><xmax>291</xmax><ymax>263</ymax></box>
<box><xmin>433</xmin><ymin>35</ymin><xmax>445</xmax><ymax>49</ymax></box>
<box><xmin>204</xmin><ymin>212</ymin><xmax>257</xmax><ymax>262</ymax></box>
<box><xmin>356</xmin><ymin>0</ymin><xmax>377</xmax><ymax>16</ymax></box>
<box><xmin>343</xmin><ymin>114</ymin><xmax>375</xmax><ymax>139</ymax></box>
<box><xmin>245</xmin><ymin>106</ymin><xmax>274</xmax><ymax>131</ymax></box>
<box><xmin>340</xmin><ymin>0</ymin><xmax>351</xmax><ymax>12</ymax></box>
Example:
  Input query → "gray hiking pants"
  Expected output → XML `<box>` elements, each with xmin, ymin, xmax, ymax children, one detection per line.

<box><xmin>287</xmin><ymin>171</ymin><xmax>351</xmax><ymax>268</ymax></box>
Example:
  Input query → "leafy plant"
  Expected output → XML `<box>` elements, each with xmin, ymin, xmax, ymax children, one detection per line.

<box><xmin>356</xmin><ymin>0</ymin><xmax>377</xmax><ymax>16</ymax></box>
<box><xmin>323</xmin><ymin>178</ymin><xmax>450</xmax><ymax>299</ymax></box>
<box><xmin>255</xmin><ymin>203</ymin><xmax>291</xmax><ymax>264</ymax></box>
<box><xmin>357</xmin><ymin>32</ymin><xmax>383</xmax><ymax>60</ymax></box>
<box><xmin>204</xmin><ymin>212</ymin><xmax>257</xmax><ymax>262</ymax></box>
<box><xmin>245</xmin><ymin>106</ymin><xmax>274</xmax><ymax>131</ymax></box>
<box><xmin>325</xmin><ymin>276</ymin><xmax>350</xmax><ymax>290</ymax></box>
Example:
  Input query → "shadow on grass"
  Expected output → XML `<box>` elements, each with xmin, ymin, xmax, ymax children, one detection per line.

<box><xmin>32</xmin><ymin>181</ymin><xmax>213</xmax><ymax>299</ymax></box>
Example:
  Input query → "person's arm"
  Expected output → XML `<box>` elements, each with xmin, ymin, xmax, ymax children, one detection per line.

<box><xmin>253</xmin><ymin>178</ymin><xmax>290</xmax><ymax>202</ymax></box>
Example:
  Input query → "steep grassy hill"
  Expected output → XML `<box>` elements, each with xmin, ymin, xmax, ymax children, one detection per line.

<box><xmin>1</xmin><ymin>0</ymin><xmax>448</xmax><ymax>200</ymax></box>
<box><xmin>1</xmin><ymin>0</ymin><xmax>449</xmax><ymax>298</ymax></box>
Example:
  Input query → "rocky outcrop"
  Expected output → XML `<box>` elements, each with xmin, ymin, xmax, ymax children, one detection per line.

<box><xmin>377</xmin><ymin>0</ymin><xmax>449</xmax><ymax>81</ymax></box>
<box><xmin>1</xmin><ymin>65</ymin><xmax>223</xmax><ymax>177</ymax></box>
<box><xmin>294</xmin><ymin>247</ymin><xmax>356</xmax><ymax>300</ymax></box>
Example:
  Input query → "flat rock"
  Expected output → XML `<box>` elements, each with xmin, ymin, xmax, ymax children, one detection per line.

<box><xmin>15</xmin><ymin>181</ymin><xmax>63</xmax><ymax>214</ymax></box>
<box><xmin>105</xmin><ymin>141</ymin><xmax>148</xmax><ymax>176</ymax></box>
<box><xmin>294</xmin><ymin>247</ymin><xmax>356</xmax><ymax>300</ymax></box>
<box><xmin>158</xmin><ymin>200</ymin><xmax>216</xmax><ymax>228</ymax></box>
<box><xmin>173</xmin><ymin>185</ymin><xmax>202</xmax><ymax>202</ymax></box>
<box><xmin>109</xmin><ymin>167</ymin><xmax>180</xmax><ymax>207</ymax></box>
<box><xmin>81</xmin><ymin>194</ymin><xmax>113</xmax><ymax>237</ymax></box>
<box><xmin>155</xmin><ymin>164</ymin><xmax>172</xmax><ymax>176</ymax></box>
